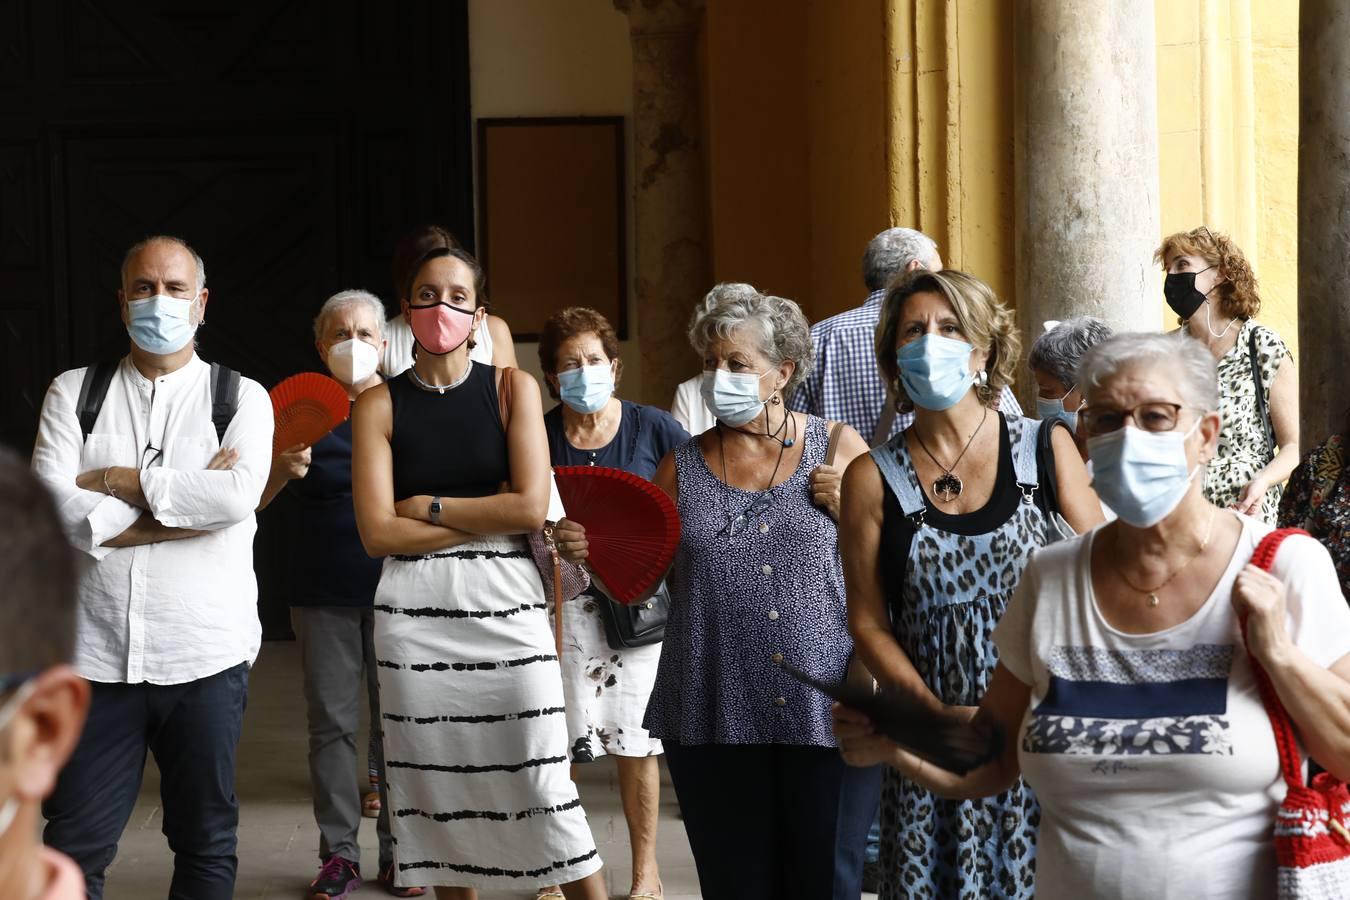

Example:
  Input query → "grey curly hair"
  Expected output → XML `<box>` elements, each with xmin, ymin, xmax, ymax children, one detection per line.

<box><xmin>687</xmin><ymin>282</ymin><xmax>814</xmax><ymax>395</ymax></box>
<box><xmin>1028</xmin><ymin>316</ymin><xmax>1115</xmax><ymax>388</ymax></box>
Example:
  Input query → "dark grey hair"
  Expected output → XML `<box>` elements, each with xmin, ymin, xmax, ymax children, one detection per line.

<box><xmin>313</xmin><ymin>289</ymin><xmax>387</xmax><ymax>342</ymax></box>
<box><xmin>688</xmin><ymin>282</ymin><xmax>814</xmax><ymax>394</ymax></box>
<box><xmin>862</xmin><ymin>227</ymin><xmax>939</xmax><ymax>291</ymax></box>
<box><xmin>1078</xmin><ymin>332</ymin><xmax>1219</xmax><ymax>412</ymax></box>
<box><xmin>1028</xmin><ymin>316</ymin><xmax>1115</xmax><ymax>388</ymax></box>
<box><xmin>121</xmin><ymin>235</ymin><xmax>207</xmax><ymax>294</ymax></box>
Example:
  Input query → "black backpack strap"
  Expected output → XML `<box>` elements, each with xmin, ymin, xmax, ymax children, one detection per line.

<box><xmin>209</xmin><ymin>362</ymin><xmax>242</xmax><ymax>445</ymax></box>
<box><xmin>76</xmin><ymin>360</ymin><xmax>119</xmax><ymax>440</ymax></box>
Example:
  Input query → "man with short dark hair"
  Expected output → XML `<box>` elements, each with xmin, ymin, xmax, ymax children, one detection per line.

<box><xmin>30</xmin><ymin>236</ymin><xmax>273</xmax><ymax>899</ymax></box>
<box><xmin>0</xmin><ymin>448</ymin><xmax>90</xmax><ymax>900</ymax></box>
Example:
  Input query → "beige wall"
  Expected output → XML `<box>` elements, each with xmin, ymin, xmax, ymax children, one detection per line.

<box><xmin>468</xmin><ymin>0</ymin><xmax>638</xmax><ymax>390</ymax></box>
<box><xmin>1155</xmin><ymin>0</ymin><xmax>1300</xmax><ymax>353</ymax></box>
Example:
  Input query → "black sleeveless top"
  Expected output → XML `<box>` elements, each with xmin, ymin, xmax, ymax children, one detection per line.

<box><xmin>388</xmin><ymin>362</ymin><xmax>510</xmax><ymax>500</ymax></box>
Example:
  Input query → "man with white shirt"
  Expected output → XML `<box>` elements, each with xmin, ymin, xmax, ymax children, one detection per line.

<box><xmin>30</xmin><ymin>236</ymin><xmax>272</xmax><ymax>900</ymax></box>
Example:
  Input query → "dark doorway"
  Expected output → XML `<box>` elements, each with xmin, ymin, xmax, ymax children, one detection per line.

<box><xmin>0</xmin><ymin>0</ymin><xmax>473</xmax><ymax>638</ymax></box>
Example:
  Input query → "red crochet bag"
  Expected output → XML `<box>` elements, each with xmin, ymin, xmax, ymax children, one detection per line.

<box><xmin>1244</xmin><ymin>528</ymin><xmax>1350</xmax><ymax>898</ymax></box>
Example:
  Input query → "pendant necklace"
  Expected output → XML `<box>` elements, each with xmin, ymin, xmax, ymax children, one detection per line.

<box><xmin>1118</xmin><ymin>508</ymin><xmax>1217</xmax><ymax>607</ymax></box>
<box><xmin>913</xmin><ymin>406</ymin><xmax>988</xmax><ymax>503</ymax></box>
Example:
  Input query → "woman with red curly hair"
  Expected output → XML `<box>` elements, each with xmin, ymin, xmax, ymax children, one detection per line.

<box><xmin>1154</xmin><ymin>227</ymin><xmax>1299</xmax><ymax>524</ymax></box>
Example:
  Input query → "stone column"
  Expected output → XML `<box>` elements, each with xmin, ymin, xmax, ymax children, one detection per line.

<box><xmin>1298</xmin><ymin>0</ymin><xmax>1350</xmax><ymax>451</ymax></box>
<box><xmin>1014</xmin><ymin>0</ymin><xmax>1161</xmax><ymax>344</ymax></box>
<box><xmin>615</xmin><ymin>0</ymin><xmax>710</xmax><ymax>407</ymax></box>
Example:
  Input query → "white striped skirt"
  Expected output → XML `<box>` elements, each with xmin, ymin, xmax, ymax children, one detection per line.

<box><xmin>373</xmin><ymin>535</ymin><xmax>602</xmax><ymax>889</ymax></box>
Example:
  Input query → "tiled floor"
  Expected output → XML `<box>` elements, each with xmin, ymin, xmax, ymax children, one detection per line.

<box><xmin>94</xmin><ymin>641</ymin><xmax>879</xmax><ymax>899</ymax></box>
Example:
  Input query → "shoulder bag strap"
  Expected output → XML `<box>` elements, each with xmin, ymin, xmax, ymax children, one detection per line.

<box><xmin>76</xmin><ymin>360</ymin><xmax>120</xmax><ymax>441</ymax></box>
<box><xmin>1248</xmin><ymin>326</ymin><xmax>1275</xmax><ymax>453</ymax></box>
<box><xmin>497</xmin><ymin>365</ymin><xmax>514</xmax><ymax>431</ymax></box>
<box><xmin>500</xmin><ymin>365</ymin><xmax>562</xmax><ymax>653</ymax></box>
<box><xmin>1241</xmin><ymin>527</ymin><xmax>1312</xmax><ymax>792</ymax></box>
<box><xmin>825</xmin><ymin>419</ymin><xmax>844</xmax><ymax>467</ymax></box>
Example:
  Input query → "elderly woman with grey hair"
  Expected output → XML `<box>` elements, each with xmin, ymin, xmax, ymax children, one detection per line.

<box><xmin>1028</xmin><ymin>316</ymin><xmax>1114</xmax><ymax>457</ymax></box>
<box><xmin>835</xmin><ymin>331</ymin><xmax>1350</xmax><ymax>900</ymax></box>
<box><xmin>258</xmin><ymin>290</ymin><xmax>426</xmax><ymax>897</ymax></box>
<box><xmin>556</xmin><ymin>283</ymin><xmax>875</xmax><ymax>899</ymax></box>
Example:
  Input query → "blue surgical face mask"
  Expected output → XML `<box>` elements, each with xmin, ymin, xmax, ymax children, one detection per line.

<box><xmin>557</xmin><ymin>363</ymin><xmax>615</xmax><ymax>415</ymax></box>
<box><xmin>127</xmin><ymin>294</ymin><xmax>199</xmax><ymax>355</ymax></box>
<box><xmin>1036</xmin><ymin>385</ymin><xmax>1081</xmax><ymax>432</ymax></box>
<box><xmin>1087</xmin><ymin>420</ymin><xmax>1202</xmax><ymax>527</ymax></box>
<box><xmin>897</xmin><ymin>334</ymin><xmax>976</xmax><ymax>411</ymax></box>
<box><xmin>701</xmin><ymin>368</ymin><xmax>771</xmax><ymax>427</ymax></box>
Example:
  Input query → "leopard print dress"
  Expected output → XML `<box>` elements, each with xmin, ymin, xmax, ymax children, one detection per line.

<box><xmin>1202</xmin><ymin>319</ymin><xmax>1288</xmax><ymax>524</ymax></box>
<box><xmin>870</xmin><ymin>414</ymin><xmax>1054</xmax><ymax>899</ymax></box>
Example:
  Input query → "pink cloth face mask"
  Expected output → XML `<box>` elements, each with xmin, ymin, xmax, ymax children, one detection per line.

<box><xmin>408</xmin><ymin>302</ymin><xmax>476</xmax><ymax>355</ymax></box>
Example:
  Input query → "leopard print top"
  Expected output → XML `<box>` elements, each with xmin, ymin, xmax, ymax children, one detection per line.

<box><xmin>869</xmin><ymin>413</ymin><xmax>1055</xmax><ymax>899</ymax></box>
<box><xmin>1203</xmin><ymin>319</ymin><xmax>1288</xmax><ymax>524</ymax></box>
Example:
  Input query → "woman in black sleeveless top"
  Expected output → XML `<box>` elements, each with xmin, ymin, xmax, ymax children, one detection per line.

<box><xmin>352</xmin><ymin>247</ymin><xmax>605</xmax><ymax>899</ymax></box>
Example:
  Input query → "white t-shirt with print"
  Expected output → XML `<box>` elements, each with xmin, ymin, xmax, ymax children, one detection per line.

<box><xmin>993</xmin><ymin>513</ymin><xmax>1350</xmax><ymax>900</ymax></box>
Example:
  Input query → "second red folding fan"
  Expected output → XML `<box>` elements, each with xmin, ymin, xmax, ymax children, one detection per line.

<box><xmin>270</xmin><ymin>372</ymin><xmax>350</xmax><ymax>453</ymax></box>
<box><xmin>552</xmin><ymin>465</ymin><xmax>680</xmax><ymax>605</ymax></box>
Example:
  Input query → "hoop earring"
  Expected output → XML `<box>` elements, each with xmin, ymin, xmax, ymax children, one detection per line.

<box><xmin>975</xmin><ymin>369</ymin><xmax>989</xmax><ymax>386</ymax></box>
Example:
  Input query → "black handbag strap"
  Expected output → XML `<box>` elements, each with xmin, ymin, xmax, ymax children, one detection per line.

<box><xmin>1248</xmin><ymin>325</ymin><xmax>1275</xmax><ymax>454</ymax></box>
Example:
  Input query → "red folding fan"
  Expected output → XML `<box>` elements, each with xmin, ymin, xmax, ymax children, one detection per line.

<box><xmin>270</xmin><ymin>372</ymin><xmax>350</xmax><ymax>453</ymax></box>
<box><xmin>553</xmin><ymin>465</ymin><xmax>681</xmax><ymax>605</ymax></box>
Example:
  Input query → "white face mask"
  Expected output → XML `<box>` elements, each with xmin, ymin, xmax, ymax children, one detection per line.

<box><xmin>0</xmin><ymin>681</ymin><xmax>37</xmax><ymax>839</ymax></box>
<box><xmin>326</xmin><ymin>339</ymin><xmax>379</xmax><ymax>385</ymax></box>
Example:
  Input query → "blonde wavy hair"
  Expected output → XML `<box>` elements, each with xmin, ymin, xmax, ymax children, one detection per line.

<box><xmin>1154</xmin><ymin>226</ymin><xmax>1261</xmax><ymax>320</ymax></box>
<box><xmin>875</xmin><ymin>269</ymin><xmax>1021</xmax><ymax>409</ymax></box>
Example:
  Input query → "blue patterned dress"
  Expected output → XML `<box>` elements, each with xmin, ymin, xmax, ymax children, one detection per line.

<box><xmin>870</xmin><ymin>414</ymin><xmax>1052</xmax><ymax>899</ymax></box>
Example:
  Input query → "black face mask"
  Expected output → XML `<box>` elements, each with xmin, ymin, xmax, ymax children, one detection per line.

<box><xmin>1163</xmin><ymin>266</ymin><xmax>1214</xmax><ymax>319</ymax></box>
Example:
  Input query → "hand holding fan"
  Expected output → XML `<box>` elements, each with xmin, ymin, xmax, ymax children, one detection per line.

<box><xmin>552</xmin><ymin>465</ymin><xmax>680</xmax><ymax>605</ymax></box>
<box><xmin>270</xmin><ymin>372</ymin><xmax>350</xmax><ymax>454</ymax></box>
<box><xmin>782</xmin><ymin>662</ymin><xmax>1004</xmax><ymax>775</ymax></box>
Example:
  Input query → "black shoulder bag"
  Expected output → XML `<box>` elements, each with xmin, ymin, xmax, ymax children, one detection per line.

<box><xmin>596</xmin><ymin>409</ymin><xmax>670</xmax><ymax>649</ymax></box>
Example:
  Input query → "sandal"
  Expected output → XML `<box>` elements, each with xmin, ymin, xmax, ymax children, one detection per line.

<box><xmin>629</xmin><ymin>885</ymin><xmax>663</xmax><ymax>900</ymax></box>
<box><xmin>536</xmin><ymin>891</ymin><xmax>565</xmax><ymax>899</ymax></box>
<box><xmin>362</xmin><ymin>790</ymin><xmax>381</xmax><ymax>818</ymax></box>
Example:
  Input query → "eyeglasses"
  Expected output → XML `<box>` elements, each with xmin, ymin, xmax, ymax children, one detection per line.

<box><xmin>1080</xmin><ymin>403</ymin><xmax>1198</xmax><ymax>436</ymax></box>
<box><xmin>718</xmin><ymin>492</ymin><xmax>776</xmax><ymax>542</ymax></box>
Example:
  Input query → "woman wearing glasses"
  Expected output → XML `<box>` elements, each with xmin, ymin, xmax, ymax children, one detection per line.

<box><xmin>558</xmin><ymin>283</ymin><xmax>875</xmax><ymax>899</ymax></box>
<box><xmin>1155</xmin><ymin>227</ymin><xmax>1298</xmax><ymax>524</ymax></box>
<box><xmin>838</xmin><ymin>269</ymin><xmax>1102</xmax><ymax>899</ymax></box>
<box><xmin>835</xmin><ymin>332</ymin><xmax>1350</xmax><ymax>899</ymax></box>
<box><xmin>351</xmin><ymin>246</ymin><xmax>606</xmax><ymax>899</ymax></box>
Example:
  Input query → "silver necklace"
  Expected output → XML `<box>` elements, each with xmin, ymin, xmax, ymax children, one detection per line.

<box><xmin>409</xmin><ymin>361</ymin><xmax>473</xmax><ymax>394</ymax></box>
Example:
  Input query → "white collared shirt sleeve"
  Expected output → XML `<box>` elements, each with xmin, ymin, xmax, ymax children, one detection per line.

<box><xmin>138</xmin><ymin>379</ymin><xmax>273</xmax><ymax>529</ymax></box>
<box><xmin>31</xmin><ymin>369</ymin><xmax>142</xmax><ymax>560</ymax></box>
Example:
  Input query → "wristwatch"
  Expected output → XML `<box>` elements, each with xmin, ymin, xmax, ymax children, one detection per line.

<box><xmin>429</xmin><ymin>496</ymin><xmax>442</xmax><ymax>526</ymax></box>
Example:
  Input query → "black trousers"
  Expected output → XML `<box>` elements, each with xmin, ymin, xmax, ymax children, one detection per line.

<box><xmin>43</xmin><ymin>662</ymin><xmax>250</xmax><ymax>900</ymax></box>
<box><xmin>664</xmin><ymin>742</ymin><xmax>878</xmax><ymax>900</ymax></box>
